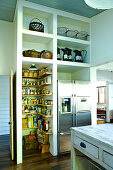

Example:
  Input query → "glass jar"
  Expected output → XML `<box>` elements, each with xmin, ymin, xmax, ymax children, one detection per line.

<box><xmin>29</xmin><ymin>71</ymin><xmax>34</xmax><ymax>77</ymax></box>
<box><xmin>34</xmin><ymin>71</ymin><xmax>38</xmax><ymax>77</ymax></box>
<box><xmin>24</xmin><ymin>70</ymin><xmax>29</xmax><ymax>77</ymax></box>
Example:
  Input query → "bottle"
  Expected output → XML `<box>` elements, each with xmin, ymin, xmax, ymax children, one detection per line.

<box><xmin>45</xmin><ymin>120</ymin><xmax>49</xmax><ymax>131</ymax></box>
<box><xmin>28</xmin><ymin>116</ymin><xmax>31</xmax><ymax>128</ymax></box>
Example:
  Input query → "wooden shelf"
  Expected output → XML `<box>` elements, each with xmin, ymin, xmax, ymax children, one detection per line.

<box><xmin>37</xmin><ymin>130</ymin><xmax>53</xmax><ymax>135</ymax></box>
<box><xmin>23</xmin><ymin>127</ymin><xmax>38</xmax><ymax>130</ymax></box>
<box><xmin>22</xmin><ymin>94</ymin><xmax>53</xmax><ymax>97</ymax></box>
<box><xmin>22</xmin><ymin>104</ymin><xmax>53</xmax><ymax>106</ymax></box>
<box><xmin>22</xmin><ymin>72</ymin><xmax>52</xmax><ymax>79</ymax></box>
<box><xmin>40</xmin><ymin>83</ymin><xmax>53</xmax><ymax>87</ymax></box>
<box><xmin>22</xmin><ymin>112</ymin><xmax>52</xmax><ymax>117</ymax></box>
<box><xmin>22</xmin><ymin>112</ymin><xmax>38</xmax><ymax>115</ymax></box>
<box><xmin>37</xmin><ymin>113</ymin><xmax>53</xmax><ymax>118</ymax></box>
<box><xmin>22</xmin><ymin>83</ymin><xmax>53</xmax><ymax>87</ymax></box>
<box><xmin>22</xmin><ymin>127</ymin><xmax>53</xmax><ymax>134</ymax></box>
<box><xmin>42</xmin><ymin>131</ymin><xmax>53</xmax><ymax>135</ymax></box>
<box><xmin>22</xmin><ymin>76</ymin><xmax>39</xmax><ymax>79</ymax></box>
<box><xmin>22</xmin><ymin>85</ymin><xmax>40</xmax><ymax>87</ymax></box>
<box><xmin>39</xmin><ymin>72</ymin><xmax>52</xmax><ymax>79</ymax></box>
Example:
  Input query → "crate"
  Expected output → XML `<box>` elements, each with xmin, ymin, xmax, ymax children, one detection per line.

<box><xmin>22</xmin><ymin>118</ymin><xmax>28</xmax><ymax>128</ymax></box>
<box><xmin>37</xmin><ymin>130</ymin><xmax>49</xmax><ymax>144</ymax></box>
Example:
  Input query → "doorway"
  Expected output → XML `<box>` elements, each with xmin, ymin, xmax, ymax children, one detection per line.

<box><xmin>0</xmin><ymin>75</ymin><xmax>15</xmax><ymax>168</ymax></box>
<box><xmin>0</xmin><ymin>76</ymin><xmax>10</xmax><ymax>168</ymax></box>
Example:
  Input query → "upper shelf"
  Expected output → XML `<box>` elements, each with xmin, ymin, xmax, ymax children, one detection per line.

<box><xmin>57</xmin><ymin>35</ymin><xmax>90</xmax><ymax>49</ymax></box>
<box><xmin>57</xmin><ymin>60</ymin><xmax>90</xmax><ymax>73</ymax></box>
<box><xmin>22</xmin><ymin>29</ymin><xmax>53</xmax><ymax>44</ymax></box>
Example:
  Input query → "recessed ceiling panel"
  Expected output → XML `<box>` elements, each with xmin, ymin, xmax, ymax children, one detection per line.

<box><xmin>26</xmin><ymin>0</ymin><xmax>104</xmax><ymax>18</ymax></box>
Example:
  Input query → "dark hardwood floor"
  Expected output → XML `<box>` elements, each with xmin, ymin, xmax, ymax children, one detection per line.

<box><xmin>0</xmin><ymin>135</ymin><xmax>70</xmax><ymax>170</ymax></box>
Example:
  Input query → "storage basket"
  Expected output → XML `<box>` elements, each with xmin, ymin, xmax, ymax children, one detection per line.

<box><xmin>57</xmin><ymin>27</ymin><xmax>68</xmax><ymax>36</ymax></box>
<box><xmin>66</xmin><ymin>30</ymin><xmax>78</xmax><ymax>38</ymax></box>
<box><xmin>76</xmin><ymin>31</ymin><xmax>89</xmax><ymax>40</ymax></box>
<box><xmin>29</xmin><ymin>18</ymin><xmax>44</xmax><ymax>32</ymax></box>
<box><xmin>23</xmin><ymin>50</ymin><xmax>41</xmax><ymax>58</ymax></box>
<box><xmin>37</xmin><ymin>130</ymin><xmax>49</xmax><ymax>144</ymax></box>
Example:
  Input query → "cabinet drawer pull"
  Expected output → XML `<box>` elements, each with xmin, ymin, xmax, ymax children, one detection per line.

<box><xmin>80</xmin><ymin>142</ymin><xmax>86</xmax><ymax>148</ymax></box>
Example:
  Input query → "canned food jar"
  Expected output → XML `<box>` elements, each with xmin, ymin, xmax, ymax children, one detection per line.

<box><xmin>29</xmin><ymin>71</ymin><xmax>34</xmax><ymax>77</ymax></box>
<box><xmin>47</xmin><ymin>100</ymin><xmax>51</xmax><ymax>105</ymax></box>
<box><xmin>24</xmin><ymin>70</ymin><xmax>29</xmax><ymax>77</ymax></box>
<box><xmin>34</xmin><ymin>72</ymin><xmax>38</xmax><ymax>77</ymax></box>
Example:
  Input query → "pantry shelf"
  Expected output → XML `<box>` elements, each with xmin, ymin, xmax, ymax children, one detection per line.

<box><xmin>22</xmin><ymin>72</ymin><xmax>52</xmax><ymax>79</ymax></box>
<box><xmin>22</xmin><ymin>83</ymin><xmax>53</xmax><ymax>87</ymax></box>
<box><xmin>57</xmin><ymin>35</ymin><xmax>90</xmax><ymax>49</ymax></box>
<box><xmin>37</xmin><ymin>113</ymin><xmax>53</xmax><ymax>118</ymax></box>
<box><xmin>22</xmin><ymin>104</ymin><xmax>53</xmax><ymax>106</ymax></box>
<box><xmin>22</xmin><ymin>94</ymin><xmax>53</xmax><ymax>97</ymax></box>
<box><xmin>23</xmin><ymin>29</ymin><xmax>54</xmax><ymax>44</ymax></box>
<box><xmin>22</xmin><ymin>127</ymin><xmax>53</xmax><ymax>134</ymax></box>
<box><xmin>39</xmin><ymin>72</ymin><xmax>52</xmax><ymax>79</ymax></box>
<box><xmin>22</xmin><ymin>112</ymin><xmax>39</xmax><ymax>115</ymax></box>
<box><xmin>22</xmin><ymin>76</ymin><xmax>39</xmax><ymax>79</ymax></box>
<box><xmin>23</xmin><ymin>127</ymin><xmax>38</xmax><ymax>130</ymax></box>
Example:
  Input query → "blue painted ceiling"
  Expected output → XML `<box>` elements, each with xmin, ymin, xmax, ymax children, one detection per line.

<box><xmin>0</xmin><ymin>0</ymin><xmax>104</xmax><ymax>22</ymax></box>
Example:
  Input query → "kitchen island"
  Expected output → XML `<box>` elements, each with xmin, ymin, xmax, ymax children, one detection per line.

<box><xmin>71</xmin><ymin>124</ymin><xmax>113</xmax><ymax>170</ymax></box>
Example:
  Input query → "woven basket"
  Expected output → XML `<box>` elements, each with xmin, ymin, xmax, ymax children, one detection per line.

<box><xmin>29</xmin><ymin>18</ymin><xmax>44</xmax><ymax>32</ymax></box>
<box><xmin>23</xmin><ymin>50</ymin><xmax>41</xmax><ymax>58</ymax></box>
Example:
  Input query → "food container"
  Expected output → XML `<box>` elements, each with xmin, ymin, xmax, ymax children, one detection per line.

<box><xmin>47</xmin><ymin>109</ymin><xmax>51</xmax><ymax>115</ymax></box>
<box><xmin>34</xmin><ymin>72</ymin><xmax>38</xmax><ymax>77</ymax></box>
<box><xmin>24</xmin><ymin>70</ymin><xmax>29</xmax><ymax>77</ymax></box>
<box><xmin>45</xmin><ymin>76</ymin><xmax>52</xmax><ymax>83</ymax></box>
<box><xmin>22</xmin><ymin>118</ymin><xmax>28</xmax><ymax>128</ymax></box>
<box><xmin>47</xmin><ymin>100</ymin><xmax>52</xmax><ymax>105</ymax></box>
<box><xmin>29</xmin><ymin>71</ymin><xmax>34</xmax><ymax>77</ymax></box>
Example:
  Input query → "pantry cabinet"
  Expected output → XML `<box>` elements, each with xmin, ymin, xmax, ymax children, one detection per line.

<box><xmin>15</xmin><ymin>0</ymin><xmax>91</xmax><ymax>164</ymax></box>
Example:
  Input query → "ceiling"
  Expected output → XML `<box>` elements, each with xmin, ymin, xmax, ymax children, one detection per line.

<box><xmin>0</xmin><ymin>0</ymin><xmax>104</xmax><ymax>22</ymax></box>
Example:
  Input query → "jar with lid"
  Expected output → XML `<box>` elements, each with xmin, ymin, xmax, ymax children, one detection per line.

<box><xmin>24</xmin><ymin>70</ymin><xmax>29</xmax><ymax>77</ymax></box>
<box><xmin>34</xmin><ymin>71</ymin><xmax>38</xmax><ymax>77</ymax></box>
<box><xmin>29</xmin><ymin>71</ymin><xmax>34</xmax><ymax>77</ymax></box>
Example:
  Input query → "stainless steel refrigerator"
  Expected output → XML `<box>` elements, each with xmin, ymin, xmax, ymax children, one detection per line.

<box><xmin>57</xmin><ymin>80</ymin><xmax>91</xmax><ymax>154</ymax></box>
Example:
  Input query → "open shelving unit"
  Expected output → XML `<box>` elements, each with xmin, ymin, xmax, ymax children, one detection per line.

<box><xmin>15</xmin><ymin>0</ymin><xmax>91</xmax><ymax>164</ymax></box>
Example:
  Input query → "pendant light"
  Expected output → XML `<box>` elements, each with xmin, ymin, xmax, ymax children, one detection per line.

<box><xmin>84</xmin><ymin>0</ymin><xmax>113</xmax><ymax>9</ymax></box>
<box><xmin>29</xmin><ymin>64</ymin><xmax>37</xmax><ymax>70</ymax></box>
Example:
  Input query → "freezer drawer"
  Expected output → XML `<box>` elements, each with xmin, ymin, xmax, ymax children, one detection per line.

<box><xmin>58</xmin><ymin>133</ymin><xmax>71</xmax><ymax>153</ymax></box>
<box><xmin>76</xmin><ymin>112</ymin><xmax>91</xmax><ymax>127</ymax></box>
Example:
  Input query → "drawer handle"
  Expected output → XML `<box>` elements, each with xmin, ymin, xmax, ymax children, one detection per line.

<box><xmin>80</xmin><ymin>142</ymin><xmax>86</xmax><ymax>148</ymax></box>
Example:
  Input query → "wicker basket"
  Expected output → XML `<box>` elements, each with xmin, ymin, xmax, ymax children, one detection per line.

<box><xmin>57</xmin><ymin>27</ymin><xmax>68</xmax><ymax>36</ymax></box>
<box><xmin>29</xmin><ymin>18</ymin><xmax>44</xmax><ymax>32</ymax></box>
<box><xmin>23</xmin><ymin>50</ymin><xmax>41</xmax><ymax>58</ymax></box>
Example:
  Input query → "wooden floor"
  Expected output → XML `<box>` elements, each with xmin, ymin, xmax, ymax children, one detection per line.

<box><xmin>0</xmin><ymin>135</ymin><xmax>71</xmax><ymax>170</ymax></box>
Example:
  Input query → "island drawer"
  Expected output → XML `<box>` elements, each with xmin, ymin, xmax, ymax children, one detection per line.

<box><xmin>73</xmin><ymin>136</ymin><xmax>99</xmax><ymax>159</ymax></box>
<box><xmin>103</xmin><ymin>151</ymin><xmax>113</xmax><ymax>169</ymax></box>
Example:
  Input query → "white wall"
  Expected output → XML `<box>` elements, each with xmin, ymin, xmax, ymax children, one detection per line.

<box><xmin>91</xmin><ymin>9</ymin><xmax>113</xmax><ymax>66</ymax></box>
<box><xmin>97</xmin><ymin>70</ymin><xmax>113</xmax><ymax>82</ymax></box>
<box><xmin>0</xmin><ymin>76</ymin><xmax>10</xmax><ymax>135</ymax></box>
<box><xmin>0</xmin><ymin>20</ymin><xmax>14</xmax><ymax>75</ymax></box>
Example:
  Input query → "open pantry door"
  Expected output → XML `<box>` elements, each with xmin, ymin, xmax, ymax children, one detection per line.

<box><xmin>10</xmin><ymin>70</ymin><xmax>14</xmax><ymax>160</ymax></box>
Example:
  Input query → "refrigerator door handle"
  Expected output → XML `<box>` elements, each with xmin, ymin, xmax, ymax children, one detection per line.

<box><xmin>60</xmin><ymin>132</ymin><xmax>70</xmax><ymax>135</ymax></box>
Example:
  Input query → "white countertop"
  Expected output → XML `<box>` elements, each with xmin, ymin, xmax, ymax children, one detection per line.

<box><xmin>71</xmin><ymin>124</ymin><xmax>113</xmax><ymax>149</ymax></box>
